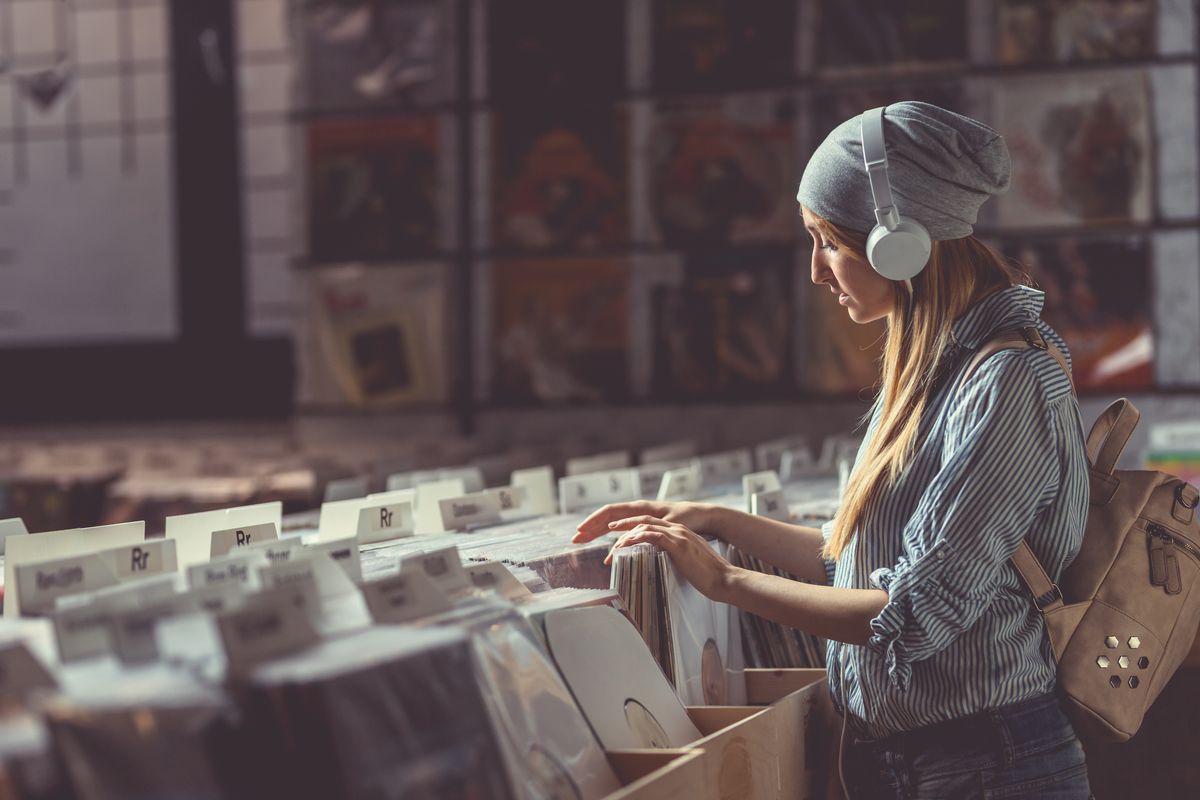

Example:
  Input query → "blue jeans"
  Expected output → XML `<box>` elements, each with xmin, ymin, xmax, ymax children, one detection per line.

<box><xmin>844</xmin><ymin>692</ymin><xmax>1093</xmax><ymax>799</ymax></box>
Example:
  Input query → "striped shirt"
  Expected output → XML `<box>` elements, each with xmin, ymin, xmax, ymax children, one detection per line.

<box><xmin>821</xmin><ymin>285</ymin><xmax>1089</xmax><ymax>739</ymax></box>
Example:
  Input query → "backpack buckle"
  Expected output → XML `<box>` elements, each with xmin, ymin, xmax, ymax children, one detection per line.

<box><xmin>1034</xmin><ymin>583</ymin><xmax>1063</xmax><ymax>611</ymax></box>
<box><xmin>1020</xmin><ymin>326</ymin><xmax>1049</xmax><ymax>351</ymax></box>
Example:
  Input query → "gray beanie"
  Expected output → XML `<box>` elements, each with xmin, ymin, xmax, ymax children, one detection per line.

<box><xmin>796</xmin><ymin>101</ymin><xmax>1011</xmax><ymax>240</ymax></box>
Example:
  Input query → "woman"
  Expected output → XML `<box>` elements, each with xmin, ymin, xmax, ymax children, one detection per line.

<box><xmin>573</xmin><ymin>102</ymin><xmax>1092</xmax><ymax>799</ymax></box>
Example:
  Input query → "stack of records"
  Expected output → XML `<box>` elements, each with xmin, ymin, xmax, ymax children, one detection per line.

<box><xmin>727</xmin><ymin>546</ymin><xmax>826</xmax><ymax>669</ymax></box>
<box><xmin>610</xmin><ymin>542</ymin><xmax>745</xmax><ymax>706</ymax></box>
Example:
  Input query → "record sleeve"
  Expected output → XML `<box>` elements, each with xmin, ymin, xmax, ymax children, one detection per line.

<box><xmin>995</xmin><ymin>0</ymin><xmax>1156</xmax><ymax>65</ymax></box>
<box><xmin>647</xmin><ymin>94</ymin><xmax>797</xmax><ymax>248</ymax></box>
<box><xmin>307</xmin><ymin>116</ymin><xmax>442</xmax><ymax>263</ymax></box>
<box><xmin>817</xmin><ymin>0</ymin><xmax>967</xmax><ymax>73</ymax></box>
<box><xmin>992</xmin><ymin>70</ymin><xmax>1153</xmax><ymax>228</ymax></box>
<box><xmin>544</xmin><ymin>606</ymin><xmax>701</xmax><ymax>750</ymax></box>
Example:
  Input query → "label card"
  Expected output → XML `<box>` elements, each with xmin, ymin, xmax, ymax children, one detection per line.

<box><xmin>657</xmin><ymin>465</ymin><xmax>703</xmax><ymax>501</ymax></box>
<box><xmin>696</xmin><ymin>449</ymin><xmax>754</xmax><ymax>488</ymax></box>
<box><xmin>210</xmin><ymin>522</ymin><xmax>279</xmax><ymax>559</ymax></box>
<box><xmin>319</xmin><ymin>489</ymin><xmax>415</xmax><ymax>542</ymax></box>
<box><xmin>566</xmin><ymin>451</ymin><xmax>632</xmax><ymax>477</ymax></box>
<box><xmin>414</xmin><ymin>479</ymin><xmax>466</xmax><ymax>535</ymax></box>
<box><xmin>305</xmin><ymin>538</ymin><xmax>364</xmax><ymax>583</ymax></box>
<box><xmin>52</xmin><ymin>604</ymin><xmax>116</xmax><ymax>663</ymax></box>
<box><xmin>398</xmin><ymin>546</ymin><xmax>470</xmax><ymax>595</ymax></box>
<box><xmin>217</xmin><ymin>579</ymin><xmax>321</xmax><ymax>675</ymax></box>
<box><xmin>438</xmin><ymin>491</ymin><xmax>502</xmax><ymax>531</ymax></box>
<box><xmin>0</xmin><ymin>518</ymin><xmax>28</xmax><ymax>556</ymax></box>
<box><xmin>751</xmin><ymin>490</ymin><xmax>791</xmax><ymax>523</ymax></box>
<box><xmin>0</xmin><ymin>641</ymin><xmax>57</xmax><ymax>699</ymax></box>
<box><xmin>356</xmin><ymin>500</ymin><xmax>415</xmax><ymax>545</ymax></box>
<box><xmin>187</xmin><ymin>550</ymin><xmax>270</xmax><ymax>590</ymax></box>
<box><xmin>243</xmin><ymin>538</ymin><xmax>302</xmax><ymax>565</ymax></box>
<box><xmin>492</xmin><ymin>485</ymin><xmax>530</xmax><ymax>521</ymax></box>
<box><xmin>511</xmin><ymin>466</ymin><xmax>556</xmax><ymax>516</ymax></box>
<box><xmin>779</xmin><ymin>447</ymin><xmax>816</xmax><ymax>481</ymax></box>
<box><xmin>54</xmin><ymin>573</ymin><xmax>179</xmax><ymax>613</ymax></box>
<box><xmin>15</xmin><ymin>552</ymin><xmax>119</xmax><ymax>616</ymax></box>
<box><xmin>259</xmin><ymin>553</ymin><xmax>356</xmax><ymax>602</ymax></box>
<box><xmin>558</xmin><ymin>469</ymin><xmax>640</xmax><ymax>514</ymax></box>
<box><xmin>112</xmin><ymin>539</ymin><xmax>178</xmax><ymax>581</ymax></box>
<box><xmin>640</xmin><ymin>440</ymin><xmax>697</xmax><ymax>465</ymax></box>
<box><xmin>742</xmin><ymin>471</ymin><xmax>782</xmax><ymax>511</ymax></box>
<box><xmin>165</xmin><ymin>502</ymin><xmax>282</xmax><ymax>572</ymax></box>
<box><xmin>5</xmin><ymin>521</ymin><xmax>146</xmax><ymax>618</ymax></box>
<box><xmin>361</xmin><ymin>571</ymin><xmax>451</xmax><ymax>624</ymax></box>
<box><xmin>754</xmin><ymin>436</ymin><xmax>808</xmax><ymax>472</ymax></box>
<box><xmin>638</xmin><ymin>459</ymin><xmax>693</xmax><ymax>497</ymax></box>
<box><xmin>465</xmin><ymin>561</ymin><xmax>532</xmax><ymax>600</ymax></box>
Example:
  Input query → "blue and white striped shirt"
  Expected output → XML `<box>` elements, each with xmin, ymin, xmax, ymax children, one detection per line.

<box><xmin>821</xmin><ymin>285</ymin><xmax>1089</xmax><ymax>739</ymax></box>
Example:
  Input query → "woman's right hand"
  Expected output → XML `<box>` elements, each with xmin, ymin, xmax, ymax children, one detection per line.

<box><xmin>572</xmin><ymin>500</ymin><xmax>713</xmax><ymax>544</ymax></box>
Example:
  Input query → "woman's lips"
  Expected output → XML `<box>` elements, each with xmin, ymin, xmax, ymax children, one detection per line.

<box><xmin>839</xmin><ymin>292</ymin><xmax>850</xmax><ymax>306</ymax></box>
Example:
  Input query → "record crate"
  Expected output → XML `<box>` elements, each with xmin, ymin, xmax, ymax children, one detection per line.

<box><xmin>604</xmin><ymin>749</ymin><xmax>706</xmax><ymax>800</ymax></box>
<box><xmin>746</xmin><ymin>668</ymin><xmax>843</xmax><ymax>800</ymax></box>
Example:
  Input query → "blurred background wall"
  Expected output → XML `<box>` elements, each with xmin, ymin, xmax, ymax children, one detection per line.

<box><xmin>0</xmin><ymin>0</ymin><xmax>1197</xmax><ymax>465</ymax></box>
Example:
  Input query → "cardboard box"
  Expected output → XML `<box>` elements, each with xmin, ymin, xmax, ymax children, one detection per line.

<box><xmin>605</xmin><ymin>749</ymin><xmax>705</xmax><ymax>800</ymax></box>
<box><xmin>746</xmin><ymin>668</ymin><xmax>843</xmax><ymax>800</ymax></box>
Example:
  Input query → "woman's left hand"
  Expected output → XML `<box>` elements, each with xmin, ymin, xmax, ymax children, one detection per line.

<box><xmin>605</xmin><ymin>516</ymin><xmax>741</xmax><ymax>602</ymax></box>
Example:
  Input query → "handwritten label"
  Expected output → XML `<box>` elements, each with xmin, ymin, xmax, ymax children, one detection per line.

<box><xmin>244</xmin><ymin>538</ymin><xmax>301</xmax><ymax>565</ymax></box>
<box><xmin>657</xmin><ymin>465</ymin><xmax>703</xmax><ymax>501</ymax></box>
<box><xmin>696</xmin><ymin>449</ymin><xmax>754</xmax><ymax>488</ymax></box>
<box><xmin>511</xmin><ymin>466</ymin><xmax>556</xmax><ymax>516</ymax></box>
<box><xmin>187</xmin><ymin>550</ymin><xmax>268</xmax><ymax>589</ymax></box>
<box><xmin>751</xmin><ymin>490</ymin><xmax>791</xmax><ymax>522</ymax></box>
<box><xmin>361</xmin><ymin>571</ymin><xmax>451</xmax><ymax>624</ymax></box>
<box><xmin>465</xmin><ymin>561</ymin><xmax>532</xmax><ymax>600</ymax></box>
<box><xmin>355</xmin><ymin>500</ymin><xmax>415</xmax><ymax>545</ymax></box>
<box><xmin>210</xmin><ymin>522</ymin><xmax>279</xmax><ymax>558</ymax></box>
<box><xmin>217</xmin><ymin>579</ymin><xmax>321</xmax><ymax>675</ymax></box>
<box><xmin>305</xmin><ymin>538</ymin><xmax>364</xmax><ymax>583</ymax></box>
<box><xmin>398</xmin><ymin>546</ymin><xmax>470</xmax><ymax>595</ymax></box>
<box><xmin>566</xmin><ymin>451</ymin><xmax>631</xmax><ymax>477</ymax></box>
<box><xmin>0</xmin><ymin>641</ymin><xmax>57</xmax><ymax>699</ymax></box>
<box><xmin>438</xmin><ymin>490</ymin><xmax>502</xmax><ymax>531</ymax></box>
<box><xmin>558</xmin><ymin>469</ymin><xmax>640</xmax><ymax>514</ymax></box>
<box><xmin>742</xmin><ymin>471</ymin><xmax>782</xmax><ymax>511</ymax></box>
<box><xmin>15</xmin><ymin>552</ymin><xmax>118</xmax><ymax>616</ymax></box>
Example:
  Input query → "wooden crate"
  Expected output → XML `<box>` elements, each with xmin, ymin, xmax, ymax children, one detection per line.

<box><xmin>604</xmin><ymin>749</ymin><xmax>705</xmax><ymax>800</ymax></box>
<box><xmin>746</xmin><ymin>668</ymin><xmax>844</xmax><ymax>800</ymax></box>
<box><xmin>686</xmin><ymin>704</ymin><xmax>780</xmax><ymax>800</ymax></box>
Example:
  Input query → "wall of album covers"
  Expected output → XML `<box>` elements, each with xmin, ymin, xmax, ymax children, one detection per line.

<box><xmin>266</xmin><ymin>0</ymin><xmax>1200</xmax><ymax>423</ymax></box>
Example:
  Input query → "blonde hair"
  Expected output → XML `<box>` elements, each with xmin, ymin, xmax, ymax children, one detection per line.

<box><xmin>805</xmin><ymin>209</ymin><xmax>1031</xmax><ymax>561</ymax></box>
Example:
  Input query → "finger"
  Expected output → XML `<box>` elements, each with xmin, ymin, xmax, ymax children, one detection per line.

<box><xmin>604</xmin><ymin>515</ymin><xmax>670</xmax><ymax>533</ymax></box>
<box><xmin>603</xmin><ymin>528</ymin><xmax>664</xmax><ymax>565</ymax></box>
<box><xmin>574</xmin><ymin>502</ymin><xmax>650</xmax><ymax>543</ymax></box>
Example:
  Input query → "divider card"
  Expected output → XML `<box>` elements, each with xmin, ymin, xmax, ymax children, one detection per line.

<box><xmin>398</xmin><ymin>546</ymin><xmax>471</xmax><ymax>595</ymax></box>
<box><xmin>754</xmin><ymin>436</ymin><xmax>808</xmax><ymax>472</ymax></box>
<box><xmin>465</xmin><ymin>561</ymin><xmax>532</xmax><ymax>600</ymax></box>
<box><xmin>356</xmin><ymin>499</ymin><xmax>415</xmax><ymax>544</ymax></box>
<box><xmin>438</xmin><ymin>490</ymin><xmax>502</xmax><ymax>531</ymax></box>
<box><xmin>5</xmin><ymin>521</ymin><xmax>146</xmax><ymax>618</ymax></box>
<box><xmin>638</xmin><ymin>458</ymin><xmax>694</xmax><ymax>496</ymax></box>
<box><xmin>318</xmin><ymin>488</ymin><xmax>415</xmax><ymax>542</ymax></box>
<box><xmin>751</xmin><ymin>490</ymin><xmax>790</xmax><ymax>522</ymax></box>
<box><xmin>14</xmin><ymin>539</ymin><xmax>178</xmax><ymax>616</ymax></box>
<box><xmin>414</xmin><ymin>478</ymin><xmax>467</xmax><ymax>534</ymax></box>
<box><xmin>565</xmin><ymin>450</ymin><xmax>632</xmax><ymax>476</ymax></box>
<box><xmin>510</xmin><ymin>466</ymin><xmax>556</xmax><ymax>516</ymax></box>
<box><xmin>361</xmin><ymin>571</ymin><xmax>451</xmax><ymax>624</ymax></box>
<box><xmin>558</xmin><ymin>468</ymin><xmax>640</xmax><ymax>514</ymax></box>
<box><xmin>657</xmin><ymin>465</ymin><xmax>702</xmax><ymax>501</ymax></box>
<box><xmin>0</xmin><ymin>518</ymin><xmax>29</xmax><ymax>556</ymax></box>
<box><xmin>305</xmin><ymin>538</ymin><xmax>364</xmax><ymax>583</ymax></box>
<box><xmin>165</xmin><ymin>502</ymin><xmax>282</xmax><ymax>572</ymax></box>
<box><xmin>695</xmin><ymin>449</ymin><xmax>755</xmax><ymax>488</ymax></box>
<box><xmin>742</xmin><ymin>470</ymin><xmax>782</xmax><ymax>511</ymax></box>
<box><xmin>492</xmin><ymin>485</ymin><xmax>530</xmax><ymax>521</ymax></box>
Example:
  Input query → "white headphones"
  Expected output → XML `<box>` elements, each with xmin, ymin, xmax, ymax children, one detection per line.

<box><xmin>861</xmin><ymin>107</ymin><xmax>931</xmax><ymax>281</ymax></box>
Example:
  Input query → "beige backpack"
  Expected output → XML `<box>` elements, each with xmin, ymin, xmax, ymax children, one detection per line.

<box><xmin>966</xmin><ymin>326</ymin><xmax>1200</xmax><ymax>742</ymax></box>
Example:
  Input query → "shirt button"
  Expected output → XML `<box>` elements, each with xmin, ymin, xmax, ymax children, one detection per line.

<box><xmin>936</xmin><ymin>550</ymin><xmax>945</xmax><ymax>560</ymax></box>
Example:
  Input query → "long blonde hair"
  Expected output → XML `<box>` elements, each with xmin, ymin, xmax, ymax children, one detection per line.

<box><xmin>807</xmin><ymin>210</ymin><xmax>1031</xmax><ymax>561</ymax></box>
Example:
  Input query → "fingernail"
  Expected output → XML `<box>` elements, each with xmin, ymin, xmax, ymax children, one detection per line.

<box><xmin>608</xmin><ymin>522</ymin><xmax>617</xmax><ymax>528</ymax></box>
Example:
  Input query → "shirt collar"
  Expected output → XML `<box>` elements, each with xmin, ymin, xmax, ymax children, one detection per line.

<box><xmin>950</xmin><ymin>285</ymin><xmax>1046</xmax><ymax>351</ymax></box>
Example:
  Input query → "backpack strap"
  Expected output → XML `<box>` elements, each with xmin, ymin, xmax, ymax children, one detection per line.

<box><xmin>958</xmin><ymin>325</ymin><xmax>1074</xmax><ymax>617</ymax></box>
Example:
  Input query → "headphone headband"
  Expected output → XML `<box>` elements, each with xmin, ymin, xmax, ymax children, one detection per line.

<box><xmin>861</xmin><ymin>107</ymin><xmax>898</xmax><ymax>230</ymax></box>
<box><xmin>858</xmin><ymin>106</ymin><xmax>932</xmax><ymax>282</ymax></box>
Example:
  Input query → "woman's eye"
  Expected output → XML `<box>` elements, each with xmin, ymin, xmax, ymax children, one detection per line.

<box><xmin>820</xmin><ymin>243</ymin><xmax>838</xmax><ymax>252</ymax></box>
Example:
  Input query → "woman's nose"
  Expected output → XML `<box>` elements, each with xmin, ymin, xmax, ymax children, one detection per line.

<box><xmin>810</xmin><ymin>251</ymin><xmax>829</xmax><ymax>285</ymax></box>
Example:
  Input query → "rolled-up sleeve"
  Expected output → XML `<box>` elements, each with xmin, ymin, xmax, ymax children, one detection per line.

<box><xmin>866</xmin><ymin>354</ymin><xmax>1060</xmax><ymax>692</ymax></box>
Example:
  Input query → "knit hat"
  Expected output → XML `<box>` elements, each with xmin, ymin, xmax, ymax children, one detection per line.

<box><xmin>796</xmin><ymin>101</ymin><xmax>1011</xmax><ymax>240</ymax></box>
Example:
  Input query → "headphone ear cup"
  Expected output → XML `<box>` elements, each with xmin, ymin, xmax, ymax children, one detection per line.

<box><xmin>866</xmin><ymin>218</ymin><xmax>932</xmax><ymax>281</ymax></box>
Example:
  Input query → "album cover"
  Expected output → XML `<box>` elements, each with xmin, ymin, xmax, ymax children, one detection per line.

<box><xmin>817</xmin><ymin>0</ymin><xmax>968</xmax><ymax>73</ymax></box>
<box><xmin>488</xmin><ymin>0</ymin><xmax>625</xmax><ymax>100</ymax></box>
<box><xmin>650</xmin><ymin>248</ymin><xmax>794</xmax><ymax>401</ymax></box>
<box><xmin>491</xmin><ymin>258</ymin><xmax>630</xmax><ymax>404</ymax></box>
<box><xmin>648</xmin><ymin>94</ymin><xmax>797</xmax><ymax>248</ymax></box>
<box><xmin>492</xmin><ymin>109</ymin><xmax>628</xmax><ymax>252</ymax></box>
<box><xmin>299</xmin><ymin>0</ymin><xmax>452</xmax><ymax>110</ymax></box>
<box><xmin>296</xmin><ymin>262</ymin><xmax>448</xmax><ymax>407</ymax></box>
<box><xmin>651</xmin><ymin>0</ymin><xmax>795</xmax><ymax>91</ymax></box>
<box><xmin>307</xmin><ymin>116</ymin><xmax>441</xmax><ymax>263</ymax></box>
<box><xmin>995</xmin><ymin>0</ymin><xmax>1156</xmax><ymax>65</ymax></box>
<box><xmin>1001</xmin><ymin>235</ymin><xmax>1153</xmax><ymax>390</ymax></box>
<box><xmin>808</xmin><ymin>82</ymin><xmax>967</xmax><ymax>152</ymax></box>
<box><xmin>992</xmin><ymin>70</ymin><xmax>1153</xmax><ymax>228</ymax></box>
